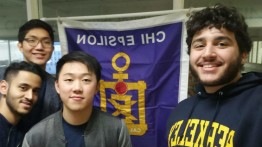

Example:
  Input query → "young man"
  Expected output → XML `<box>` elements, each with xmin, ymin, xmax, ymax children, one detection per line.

<box><xmin>0</xmin><ymin>61</ymin><xmax>43</xmax><ymax>147</ymax></box>
<box><xmin>22</xmin><ymin>51</ymin><xmax>132</xmax><ymax>147</ymax></box>
<box><xmin>0</xmin><ymin>19</ymin><xmax>61</xmax><ymax>131</ymax></box>
<box><xmin>166</xmin><ymin>4</ymin><xmax>262</xmax><ymax>147</ymax></box>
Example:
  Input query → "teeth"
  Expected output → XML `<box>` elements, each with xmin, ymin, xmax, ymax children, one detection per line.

<box><xmin>203</xmin><ymin>65</ymin><xmax>214</xmax><ymax>68</ymax></box>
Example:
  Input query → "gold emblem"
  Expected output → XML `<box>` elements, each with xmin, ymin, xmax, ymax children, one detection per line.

<box><xmin>99</xmin><ymin>52</ymin><xmax>148</xmax><ymax>135</ymax></box>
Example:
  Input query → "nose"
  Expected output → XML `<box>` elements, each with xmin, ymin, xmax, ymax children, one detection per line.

<box><xmin>73</xmin><ymin>80</ymin><xmax>83</xmax><ymax>93</ymax></box>
<box><xmin>34</xmin><ymin>41</ymin><xmax>45</xmax><ymax>49</ymax></box>
<box><xmin>25</xmin><ymin>90</ymin><xmax>34</xmax><ymax>100</ymax></box>
<box><xmin>202</xmin><ymin>45</ymin><xmax>217</xmax><ymax>60</ymax></box>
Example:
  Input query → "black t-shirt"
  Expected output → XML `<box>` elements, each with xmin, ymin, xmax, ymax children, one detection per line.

<box><xmin>62</xmin><ymin>117</ymin><xmax>87</xmax><ymax>147</ymax></box>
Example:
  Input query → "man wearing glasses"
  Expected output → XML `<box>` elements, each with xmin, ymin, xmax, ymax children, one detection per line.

<box><xmin>0</xmin><ymin>19</ymin><xmax>61</xmax><ymax>132</ymax></box>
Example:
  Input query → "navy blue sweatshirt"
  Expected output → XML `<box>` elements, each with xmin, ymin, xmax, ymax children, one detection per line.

<box><xmin>0</xmin><ymin>114</ymin><xmax>26</xmax><ymax>147</ymax></box>
<box><xmin>166</xmin><ymin>72</ymin><xmax>262</xmax><ymax>147</ymax></box>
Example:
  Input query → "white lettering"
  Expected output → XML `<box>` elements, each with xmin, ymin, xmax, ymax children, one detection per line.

<box><xmin>87</xmin><ymin>35</ymin><xmax>96</xmax><ymax>45</ymax></box>
<box><xmin>77</xmin><ymin>35</ymin><xmax>86</xmax><ymax>44</ymax></box>
<box><xmin>156</xmin><ymin>31</ymin><xmax>165</xmax><ymax>42</ymax></box>
<box><xmin>126</xmin><ymin>35</ymin><xmax>135</xmax><ymax>46</ymax></box>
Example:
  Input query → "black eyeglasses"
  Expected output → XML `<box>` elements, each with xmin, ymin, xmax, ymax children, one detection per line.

<box><xmin>24</xmin><ymin>38</ymin><xmax>53</xmax><ymax>48</ymax></box>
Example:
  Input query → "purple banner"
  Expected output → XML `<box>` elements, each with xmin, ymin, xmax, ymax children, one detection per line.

<box><xmin>60</xmin><ymin>19</ymin><xmax>185</xmax><ymax>147</ymax></box>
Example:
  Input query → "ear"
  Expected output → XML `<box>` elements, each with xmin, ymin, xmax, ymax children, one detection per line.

<box><xmin>241</xmin><ymin>52</ymin><xmax>248</xmax><ymax>64</ymax></box>
<box><xmin>17</xmin><ymin>42</ymin><xmax>23</xmax><ymax>52</ymax></box>
<box><xmin>55</xmin><ymin>80</ymin><xmax>60</xmax><ymax>94</ymax></box>
<box><xmin>0</xmin><ymin>80</ymin><xmax>8</xmax><ymax>96</ymax></box>
<box><xmin>95</xmin><ymin>83</ymin><xmax>100</xmax><ymax>93</ymax></box>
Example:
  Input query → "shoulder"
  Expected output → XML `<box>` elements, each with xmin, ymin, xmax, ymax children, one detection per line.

<box><xmin>93</xmin><ymin>108</ymin><xmax>121</xmax><ymax>122</ymax></box>
<box><xmin>167</xmin><ymin>96</ymin><xmax>197</xmax><ymax>123</ymax></box>
<box><xmin>91</xmin><ymin>108</ymin><xmax>123</xmax><ymax>129</ymax></box>
<box><xmin>42</xmin><ymin>71</ymin><xmax>56</xmax><ymax>84</ymax></box>
<box><xmin>27</xmin><ymin>112</ymin><xmax>58</xmax><ymax>134</ymax></box>
<box><xmin>91</xmin><ymin>109</ymin><xmax>130</xmax><ymax>136</ymax></box>
<box><xmin>45</xmin><ymin>72</ymin><xmax>55</xmax><ymax>81</ymax></box>
<box><xmin>176</xmin><ymin>96</ymin><xmax>197</xmax><ymax>109</ymax></box>
<box><xmin>23</xmin><ymin>112</ymin><xmax>63</xmax><ymax>146</ymax></box>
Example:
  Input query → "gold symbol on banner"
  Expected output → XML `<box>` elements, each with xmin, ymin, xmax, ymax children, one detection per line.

<box><xmin>99</xmin><ymin>52</ymin><xmax>148</xmax><ymax>135</ymax></box>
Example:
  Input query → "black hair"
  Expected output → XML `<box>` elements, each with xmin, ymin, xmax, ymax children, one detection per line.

<box><xmin>186</xmin><ymin>4</ymin><xmax>252</xmax><ymax>54</ymax></box>
<box><xmin>4</xmin><ymin>61</ymin><xmax>44</xmax><ymax>82</ymax></box>
<box><xmin>18</xmin><ymin>19</ymin><xmax>54</xmax><ymax>43</ymax></box>
<box><xmin>56</xmin><ymin>51</ymin><xmax>102</xmax><ymax>82</ymax></box>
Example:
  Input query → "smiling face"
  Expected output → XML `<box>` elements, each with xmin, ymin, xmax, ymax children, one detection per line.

<box><xmin>17</xmin><ymin>28</ymin><xmax>54</xmax><ymax>69</ymax></box>
<box><xmin>189</xmin><ymin>27</ymin><xmax>247</xmax><ymax>93</ymax></box>
<box><xmin>55</xmin><ymin>61</ymin><xmax>99</xmax><ymax>113</ymax></box>
<box><xmin>0</xmin><ymin>71</ymin><xmax>41</xmax><ymax>116</ymax></box>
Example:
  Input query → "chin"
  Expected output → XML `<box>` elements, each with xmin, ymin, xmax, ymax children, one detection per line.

<box><xmin>68</xmin><ymin>107</ymin><xmax>85</xmax><ymax>112</ymax></box>
<box><xmin>18</xmin><ymin>111</ymin><xmax>30</xmax><ymax>116</ymax></box>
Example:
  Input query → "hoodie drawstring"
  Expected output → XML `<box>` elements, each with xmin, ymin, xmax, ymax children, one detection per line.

<box><xmin>203</xmin><ymin>95</ymin><xmax>222</xmax><ymax>146</ymax></box>
<box><xmin>177</xmin><ymin>91</ymin><xmax>223</xmax><ymax>146</ymax></box>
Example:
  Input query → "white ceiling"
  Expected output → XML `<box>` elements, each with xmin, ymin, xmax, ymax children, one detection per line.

<box><xmin>0</xmin><ymin>0</ymin><xmax>261</xmax><ymax>40</ymax></box>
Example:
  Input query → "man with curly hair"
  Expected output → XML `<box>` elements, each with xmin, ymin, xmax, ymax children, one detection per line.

<box><xmin>166</xmin><ymin>4</ymin><xmax>262</xmax><ymax>147</ymax></box>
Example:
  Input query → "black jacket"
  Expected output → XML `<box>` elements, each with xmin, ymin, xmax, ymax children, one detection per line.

<box><xmin>0</xmin><ymin>114</ymin><xmax>26</xmax><ymax>147</ymax></box>
<box><xmin>166</xmin><ymin>72</ymin><xmax>262</xmax><ymax>147</ymax></box>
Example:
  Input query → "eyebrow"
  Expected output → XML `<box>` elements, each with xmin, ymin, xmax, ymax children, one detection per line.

<box><xmin>214</xmin><ymin>36</ymin><xmax>233</xmax><ymax>42</ymax></box>
<box><xmin>19</xmin><ymin>83</ymin><xmax>41</xmax><ymax>89</ymax></box>
<box><xmin>25</xmin><ymin>35</ymin><xmax>51</xmax><ymax>40</ymax></box>
<box><xmin>62</xmin><ymin>73</ymin><xmax>92</xmax><ymax>77</ymax></box>
<box><xmin>191</xmin><ymin>38</ymin><xmax>204</xmax><ymax>44</ymax></box>
<box><xmin>192</xmin><ymin>36</ymin><xmax>233</xmax><ymax>44</ymax></box>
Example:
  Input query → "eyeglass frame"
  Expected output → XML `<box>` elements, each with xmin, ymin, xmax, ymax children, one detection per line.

<box><xmin>23</xmin><ymin>37</ymin><xmax>53</xmax><ymax>48</ymax></box>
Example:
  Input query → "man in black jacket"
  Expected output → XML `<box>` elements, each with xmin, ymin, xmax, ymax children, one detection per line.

<box><xmin>0</xmin><ymin>61</ymin><xmax>43</xmax><ymax>147</ymax></box>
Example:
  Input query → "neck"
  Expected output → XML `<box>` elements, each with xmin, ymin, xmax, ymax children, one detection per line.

<box><xmin>40</xmin><ymin>64</ymin><xmax>46</xmax><ymax>70</ymax></box>
<box><xmin>0</xmin><ymin>98</ymin><xmax>21</xmax><ymax>125</ymax></box>
<box><xmin>62</xmin><ymin>107</ymin><xmax>92</xmax><ymax>125</ymax></box>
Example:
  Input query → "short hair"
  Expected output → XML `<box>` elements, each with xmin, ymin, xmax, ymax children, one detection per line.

<box><xmin>4</xmin><ymin>61</ymin><xmax>44</xmax><ymax>82</ymax></box>
<box><xmin>186</xmin><ymin>4</ymin><xmax>252</xmax><ymax>54</ymax></box>
<box><xmin>56</xmin><ymin>51</ymin><xmax>102</xmax><ymax>82</ymax></box>
<box><xmin>18</xmin><ymin>19</ymin><xmax>55</xmax><ymax>43</ymax></box>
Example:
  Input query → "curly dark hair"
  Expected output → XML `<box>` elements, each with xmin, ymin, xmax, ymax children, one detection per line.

<box><xmin>186</xmin><ymin>4</ymin><xmax>252</xmax><ymax>55</ymax></box>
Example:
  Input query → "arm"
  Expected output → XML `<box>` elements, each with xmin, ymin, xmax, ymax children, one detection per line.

<box><xmin>22</xmin><ymin>133</ymin><xmax>30</xmax><ymax>147</ymax></box>
<box><xmin>118</xmin><ymin>120</ymin><xmax>132</xmax><ymax>147</ymax></box>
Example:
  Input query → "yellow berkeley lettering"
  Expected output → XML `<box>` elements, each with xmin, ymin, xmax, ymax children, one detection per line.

<box><xmin>218</xmin><ymin>124</ymin><xmax>230</xmax><ymax>147</ymax></box>
<box><xmin>225</xmin><ymin>130</ymin><xmax>235</xmax><ymax>147</ymax></box>
<box><xmin>207</xmin><ymin>122</ymin><xmax>219</xmax><ymax>147</ymax></box>
<box><xmin>169</xmin><ymin>119</ymin><xmax>235</xmax><ymax>147</ymax></box>
<box><xmin>194</xmin><ymin>120</ymin><xmax>209</xmax><ymax>147</ymax></box>
<box><xmin>169</xmin><ymin>120</ymin><xmax>183</xmax><ymax>147</ymax></box>
<box><xmin>185</xmin><ymin>119</ymin><xmax>200</xmax><ymax>146</ymax></box>
<box><xmin>178</xmin><ymin>119</ymin><xmax>191</xmax><ymax>145</ymax></box>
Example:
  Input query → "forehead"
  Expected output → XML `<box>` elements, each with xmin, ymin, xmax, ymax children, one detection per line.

<box><xmin>25</xmin><ymin>28</ymin><xmax>50</xmax><ymax>38</ymax></box>
<box><xmin>59</xmin><ymin>62</ymin><xmax>91</xmax><ymax>76</ymax></box>
<box><xmin>192</xmin><ymin>27</ymin><xmax>236</xmax><ymax>41</ymax></box>
<box><xmin>9</xmin><ymin>71</ymin><xmax>41</xmax><ymax>87</ymax></box>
